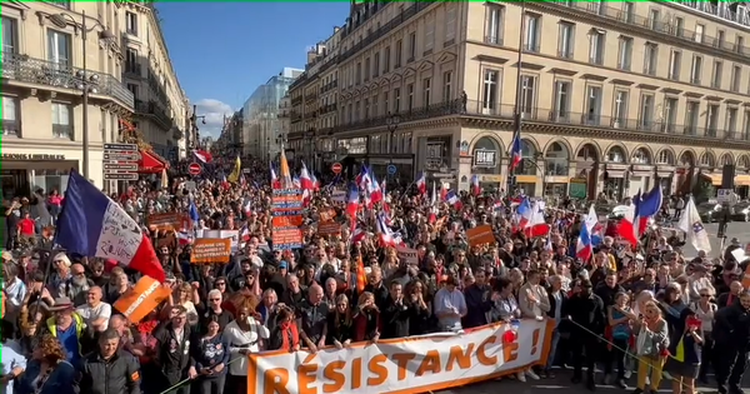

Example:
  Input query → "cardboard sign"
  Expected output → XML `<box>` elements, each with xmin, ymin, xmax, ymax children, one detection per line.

<box><xmin>318</xmin><ymin>222</ymin><xmax>341</xmax><ymax>237</ymax></box>
<box><xmin>113</xmin><ymin>276</ymin><xmax>172</xmax><ymax>324</ymax></box>
<box><xmin>319</xmin><ymin>208</ymin><xmax>337</xmax><ymax>222</ymax></box>
<box><xmin>396</xmin><ymin>246</ymin><xmax>419</xmax><ymax>265</ymax></box>
<box><xmin>220</xmin><ymin>230</ymin><xmax>240</xmax><ymax>252</ymax></box>
<box><xmin>331</xmin><ymin>190</ymin><xmax>347</xmax><ymax>203</ymax></box>
<box><xmin>466</xmin><ymin>225</ymin><xmax>496</xmax><ymax>247</ymax></box>
<box><xmin>273</xmin><ymin>215</ymin><xmax>305</xmax><ymax>228</ymax></box>
<box><xmin>148</xmin><ymin>213</ymin><xmax>183</xmax><ymax>230</ymax></box>
<box><xmin>191</xmin><ymin>238</ymin><xmax>231</xmax><ymax>264</ymax></box>
<box><xmin>272</xmin><ymin>228</ymin><xmax>304</xmax><ymax>249</ymax></box>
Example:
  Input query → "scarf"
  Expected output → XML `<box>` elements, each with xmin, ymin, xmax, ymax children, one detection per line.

<box><xmin>279</xmin><ymin>321</ymin><xmax>299</xmax><ymax>352</ymax></box>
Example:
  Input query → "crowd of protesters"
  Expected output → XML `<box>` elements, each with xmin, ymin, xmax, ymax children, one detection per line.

<box><xmin>2</xmin><ymin>156</ymin><xmax>750</xmax><ymax>394</ymax></box>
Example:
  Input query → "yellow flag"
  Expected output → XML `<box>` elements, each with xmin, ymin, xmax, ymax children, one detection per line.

<box><xmin>279</xmin><ymin>147</ymin><xmax>293</xmax><ymax>189</ymax></box>
<box><xmin>227</xmin><ymin>156</ymin><xmax>241</xmax><ymax>183</ymax></box>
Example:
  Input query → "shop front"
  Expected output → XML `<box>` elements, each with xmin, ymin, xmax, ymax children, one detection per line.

<box><xmin>656</xmin><ymin>165</ymin><xmax>677</xmax><ymax>195</ymax></box>
<box><xmin>1</xmin><ymin>152</ymin><xmax>78</xmax><ymax>199</ymax></box>
<box><xmin>471</xmin><ymin>136</ymin><xmax>503</xmax><ymax>191</ymax></box>
<box><xmin>602</xmin><ymin>163</ymin><xmax>629</xmax><ymax>202</ymax></box>
<box><xmin>629</xmin><ymin>164</ymin><xmax>655</xmax><ymax>196</ymax></box>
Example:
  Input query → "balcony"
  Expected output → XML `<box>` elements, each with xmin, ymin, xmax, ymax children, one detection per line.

<box><xmin>1</xmin><ymin>52</ymin><xmax>135</xmax><ymax>111</ymax></box>
<box><xmin>334</xmin><ymin>98</ymin><xmax>750</xmax><ymax>144</ymax></box>
<box><xmin>134</xmin><ymin>99</ymin><xmax>173</xmax><ymax>130</ymax></box>
<box><xmin>540</xmin><ymin>0</ymin><xmax>750</xmax><ymax>58</ymax></box>
<box><xmin>321</xmin><ymin>80</ymin><xmax>338</xmax><ymax>94</ymax></box>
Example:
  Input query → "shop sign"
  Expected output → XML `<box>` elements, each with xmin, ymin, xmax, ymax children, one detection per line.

<box><xmin>425</xmin><ymin>141</ymin><xmax>445</xmax><ymax>171</ymax></box>
<box><xmin>2</xmin><ymin>153</ymin><xmax>65</xmax><ymax>160</ymax></box>
<box><xmin>473</xmin><ymin>149</ymin><xmax>497</xmax><ymax>168</ymax></box>
<box><xmin>479</xmin><ymin>174</ymin><xmax>504</xmax><ymax>183</ymax></box>
<box><xmin>569</xmin><ymin>178</ymin><xmax>588</xmax><ymax>199</ymax></box>
<box><xmin>459</xmin><ymin>140</ymin><xmax>470</xmax><ymax>157</ymax></box>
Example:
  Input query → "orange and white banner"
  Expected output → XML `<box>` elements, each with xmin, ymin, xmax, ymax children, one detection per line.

<box><xmin>247</xmin><ymin>318</ymin><xmax>553</xmax><ymax>394</ymax></box>
<box><xmin>113</xmin><ymin>275</ymin><xmax>171</xmax><ymax>324</ymax></box>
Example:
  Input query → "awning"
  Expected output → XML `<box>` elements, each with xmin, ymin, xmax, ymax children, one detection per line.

<box><xmin>699</xmin><ymin>173</ymin><xmax>722</xmax><ymax>186</ymax></box>
<box><xmin>735</xmin><ymin>174</ymin><xmax>750</xmax><ymax>187</ymax></box>
<box><xmin>138</xmin><ymin>149</ymin><xmax>169</xmax><ymax>174</ymax></box>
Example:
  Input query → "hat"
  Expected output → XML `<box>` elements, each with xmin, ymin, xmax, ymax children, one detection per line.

<box><xmin>48</xmin><ymin>297</ymin><xmax>74</xmax><ymax>312</ymax></box>
<box><xmin>278</xmin><ymin>261</ymin><xmax>288</xmax><ymax>269</ymax></box>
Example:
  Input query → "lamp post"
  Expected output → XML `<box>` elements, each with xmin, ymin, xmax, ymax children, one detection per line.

<box><xmin>507</xmin><ymin>0</ymin><xmax>527</xmax><ymax>195</ymax></box>
<box><xmin>386</xmin><ymin>112</ymin><xmax>400</xmax><ymax>159</ymax></box>
<box><xmin>190</xmin><ymin>104</ymin><xmax>207</xmax><ymax>149</ymax></box>
<box><xmin>48</xmin><ymin>10</ymin><xmax>114</xmax><ymax>180</ymax></box>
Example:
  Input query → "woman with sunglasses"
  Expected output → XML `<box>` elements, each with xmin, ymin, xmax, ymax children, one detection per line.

<box><xmin>326</xmin><ymin>294</ymin><xmax>353</xmax><ymax>349</ymax></box>
<box><xmin>690</xmin><ymin>289</ymin><xmax>716</xmax><ymax>384</ymax></box>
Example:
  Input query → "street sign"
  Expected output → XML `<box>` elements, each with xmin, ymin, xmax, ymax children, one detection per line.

<box><xmin>331</xmin><ymin>162</ymin><xmax>342</xmax><ymax>174</ymax></box>
<box><xmin>103</xmin><ymin>163</ymin><xmax>138</xmax><ymax>171</ymax></box>
<box><xmin>104</xmin><ymin>173</ymin><xmax>138</xmax><ymax>181</ymax></box>
<box><xmin>717</xmin><ymin>189</ymin><xmax>734</xmax><ymax>204</ymax></box>
<box><xmin>387</xmin><ymin>164</ymin><xmax>397</xmax><ymax>175</ymax></box>
<box><xmin>104</xmin><ymin>143</ymin><xmax>137</xmax><ymax>151</ymax></box>
<box><xmin>188</xmin><ymin>163</ymin><xmax>202</xmax><ymax>176</ymax></box>
<box><xmin>104</xmin><ymin>153</ymin><xmax>139</xmax><ymax>161</ymax></box>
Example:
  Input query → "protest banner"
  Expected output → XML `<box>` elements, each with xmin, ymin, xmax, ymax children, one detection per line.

<box><xmin>113</xmin><ymin>276</ymin><xmax>171</xmax><ymax>324</ymax></box>
<box><xmin>318</xmin><ymin>221</ymin><xmax>341</xmax><ymax>237</ymax></box>
<box><xmin>272</xmin><ymin>189</ymin><xmax>304</xmax><ymax>250</ymax></box>
<box><xmin>147</xmin><ymin>213</ymin><xmax>184</xmax><ymax>230</ymax></box>
<box><xmin>466</xmin><ymin>225</ymin><xmax>495</xmax><ymax>247</ymax></box>
<box><xmin>396</xmin><ymin>245</ymin><xmax>419</xmax><ymax>265</ymax></box>
<box><xmin>247</xmin><ymin>318</ymin><xmax>553</xmax><ymax>394</ymax></box>
<box><xmin>331</xmin><ymin>190</ymin><xmax>347</xmax><ymax>203</ymax></box>
<box><xmin>190</xmin><ymin>238</ymin><xmax>231</xmax><ymax>264</ymax></box>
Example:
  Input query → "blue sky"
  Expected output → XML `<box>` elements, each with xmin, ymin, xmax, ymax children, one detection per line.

<box><xmin>157</xmin><ymin>2</ymin><xmax>351</xmax><ymax>138</ymax></box>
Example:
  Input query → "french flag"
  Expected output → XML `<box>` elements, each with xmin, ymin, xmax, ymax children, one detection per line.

<box><xmin>178</xmin><ymin>230</ymin><xmax>193</xmax><ymax>246</ymax></box>
<box><xmin>515</xmin><ymin>198</ymin><xmax>533</xmax><ymax>228</ymax></box>
<box><xmin>444</xmin><ymin>190</ymin><xmax>463</xmax><ymax>211</ymax></box>
<box><xmin>428</xmin><ymin>181</ymin><xmax>438</xmax><ymax>224</ymax></box>
<box><xmin>618</xmin><ymin>185</ymin><xmax>663</xmax><ymax>246</ymax></box>
<box><xmin>471</xmin><ymin>174</ymin><xmax>481</xmax><ymax>196</ymax></box>
<box><xmin>300</xmin><ymin>162</ymin><xmax>314</xmax><ymax>191</ymax></box>
<box><xmin>367</xmin><ymin>168</ymin><xmax>384</xmax><ymax>205</ymax></box>
<box><xmin>270</xmin><ymin>163</ymin><xmax>281</xmax><ymax>189</ymax></box>
<box><xmin>292</xmin><ymin>176</ymin><xmax>301</xmax><ymax>189</ymax></box>
<box><xmin>350</xmin><ymin>226</ymin><xmax>367</xmax><ymax>244</ymax></box>
<box><xmin>346</xmin><ymin>184</ymin><xmax>360</xmax><ymax>219</ymax></box>
<box><xmin>583</xmin><ymin>204</ymin><xmax>603</xmax><ymax>246</ymax></box>
<box><xmin>376</xmin><ymin>213</ymin><xmax>402</xmax><ymax>247</ymax></box>
<box><xmin>193</xmin><ymin>149</ymin><xmax>213</xmax><ymax>164</ymax></box>
<box><xmin>576</xmin><ymin>222</ymin><xmax>593</xmax><ymax>261</ymax></box>
<box><xmin>416</xmin><ymin>172</ymin><xmax>427</xmax><ymax>195</ymax></box>
<box><xmin>508</xmin><ymin>130</ymin><xmax>522</xmax><ymax>171</ymax></box>
<box><xmin>56</xmin><ymin>172</ymin><xmax>166</xmax><ymax>283</ymax></box>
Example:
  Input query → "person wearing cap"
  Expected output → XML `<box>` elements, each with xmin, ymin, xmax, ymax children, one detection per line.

<box><xmin>39</xmin><ymin>296</ymin><xmax>89</xmax><ymax>366</ymax></box>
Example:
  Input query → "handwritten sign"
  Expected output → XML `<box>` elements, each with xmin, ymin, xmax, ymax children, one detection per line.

<box><xmin>272</xmin><ymin>228</ymin><xmax>304</xmax><ymax>249</ymax></box>
<box><xmin>190</xmin><ymin>238</ymin><xmax>231</xmax><ymax>264</ymax></box>
<box><xmin>396</xmin><ymin>245</ymin><xmax>419</xmax><ymax>265</ymax></box>
<box><xmin>466</xmin><ymin>225</ymin><xmax>496</xmax><ymax>247</ymax></box>
<box><xmin>97</xmin><ymin>203</ymin><xmax>143</xmax><ymax>263</ymax></box>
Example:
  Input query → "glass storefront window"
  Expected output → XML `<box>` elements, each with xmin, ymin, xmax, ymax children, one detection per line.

<box><xmin>544</xmin><ymin>142</ymin><xmax>569</xmax><ymax>176</ymax></box>
<box><xmin>518</xmin><ymin>139</ymin><xmax>537</xmax><ymax>176</ymax></box>
<box><xmin>544</xmin><ymin>183</ymin><xmax>568</xmax><ymax>197</ymax></box>
<box><xmin>32</xmin><ymin>169</ymin><xmax>70</xmax><ymax>195</ymax></box>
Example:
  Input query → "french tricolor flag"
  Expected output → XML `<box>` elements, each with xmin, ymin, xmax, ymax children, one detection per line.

<box><xmin>270</xmin><ymin>163</ymin><xmax>281</xmax><ymax>189</ymax></box>
<box><xmin>471</xmin><ymin>174</ymin><xmax>481</xmax><ymax>196</ymax></box>
<box><xmin>56</xmin><ymin>172</ymin><xmax>166</xmax><ymax>283</ymax></box>
<box><xmin>444</xmin><ymin>190</ymin><xmax>463</xmax><ymax>211</ymax></box>
<box><xmin>416</xmin><ymin>172</ymin><xmax>427</xmax><ymax>195</ymax></box>
<box><xmin>300</xmin><ymin>162</ymin><xmax>314</xmax><ymax>191</ymax></box>
<box><xmin>509</xmin><ymin>131</ymin><xmax>522</xmax><ymax>171</ymax></box>
<box><xmin>193</xmin><ymin>149</ymin><xmax>213</xmax><ymax>164</ymax></box>
<box><xmin>178</xmin><ymin>230</ymin><xmax>193</xmax><ymax>246</ymax></box>
<box><xmin>366</xmin><ymin>168</ymin><xmax>383</xmax><ymax>205</ymax></box>
<box><xmin>576</xmin><ymin>222</ymin><xmax>593</xmax><ymax>261</ymax></box>
<box><xmin>346</xmin><ymin>184</ymin><xmax>360</xmax><ymax>219</ymax></box>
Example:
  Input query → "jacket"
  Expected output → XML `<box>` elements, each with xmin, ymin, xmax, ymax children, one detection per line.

<box><xmin>78</xmin><ymin>350</ymin><xmax>141</xmax><ymax>394</ymax></box>
<box><xmin>15</xmin><ymin>360</ymin><xmax>75</xmax><ymax>394</ymax></box>
<box><xmin>518</xmin><ymin>282</ymin><xmax>550</xmax><ymax>319</ymax></box>
<box><xmin>44</xmin><ymin>313</ymin><xmax>87</xmax><ymax>358</ymax></box>
<box><xmin>713</xmin><ymin>299</ymin><xmax>750</xmax><ymax>349</ymax></box>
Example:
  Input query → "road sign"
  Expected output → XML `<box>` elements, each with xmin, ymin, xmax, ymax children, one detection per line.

<box><xmin>331</xmin><ymin>162</ymin><xmax>342</xmax><ymax>174</ymax></box>
<box><xmin>717</xmin><ymin>189</ymin><xmax>734</xmax><ymax>204</ymax></box>
<box><xmin>387</xmin><ymin>164</ymin><xmax>397</xmax><ymax>175</ymax></box>
<box><xmin>104</xmin><ymin>163</ymin><xmax>138</xmax><ymax>171</ymax></box>
<box><xmin>189</xmin><ymin>163</ymin><xmax>202</xmax><ymax>176</ymax></box>
<box><xmin>104</xmin><ymin>173</ymin><xmax>138</xmax><ymax>181</ymax></box>
<box><xmin>104</xmin><ymin>153</ymin><xmax>139</xmax><ymax>161</ymax></box>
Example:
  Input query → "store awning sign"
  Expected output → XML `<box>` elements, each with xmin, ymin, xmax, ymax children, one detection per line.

<box><xmin>473</xmin><ymin>149</ymin><xmax>497</xmax><ymax>168</ymax></box>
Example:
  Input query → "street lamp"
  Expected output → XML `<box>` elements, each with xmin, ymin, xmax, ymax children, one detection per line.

<box><xmin>386</xmin><ymin>112</ymin><xmax>400</xmax><ymax>158</ymax></box>
<box><xmin>48</xmin><ymin>11</ymin><xmax>115</xmax><ymax>180</ymax></box>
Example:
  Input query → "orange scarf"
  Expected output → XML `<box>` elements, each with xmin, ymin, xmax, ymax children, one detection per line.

<box><xmin>279</xmin><ymin>322</ymin><xmax>299</xmax><ymax>352</ymax></box>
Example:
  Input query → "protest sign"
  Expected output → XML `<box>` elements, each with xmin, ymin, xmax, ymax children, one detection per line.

<box><xmin>190</xmin><ymin>238</ymin><xmax>231</xmax><ymax>264</ymax></box>
<box><xmin>114</xmin><ymin>276</ymin><xmax>171</xmax><ymax>324</ymax></box>
<box><xmin>148</xmin><ymin>213</ymin><xmax>184</xmax><ymax>230</ymax></box>
<box><xmin>466</xmin><ymin>225</ymin><xmax>495</xmax><ymax>247</ymax></box>
<box><xmin>318</xmin><ymin>221</ymin><xmax>341</xmax><ymax>237</ymax></box>
<box><xmin>248</xmin><ymin>319</ymin><xmax>553</xmax><ymax>394</ymax></box>
<box><xmin>396</xmin><ymin>245</ymin><xmax>419</xmax><ymax>265</ymax></box>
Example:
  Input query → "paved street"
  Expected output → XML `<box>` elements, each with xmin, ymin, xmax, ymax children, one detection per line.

<box><xmin>677</xmin><ymin>222</ymin><xmax>750</xmax><ymax>258</ymax></box>
<box><xmin>439</xmin><ymin>370</ymin><xmax>749</xmax><ymax>394</ymax></box>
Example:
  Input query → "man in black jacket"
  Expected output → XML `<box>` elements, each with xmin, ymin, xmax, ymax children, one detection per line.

<box><xmin>713</xmin><ymin>289</ymin><xmax>750</xmax><ymax>394</ymax></box>
<box><xmin>381</xmin><ymin>281</ymin><xmax>414</xmax><ymax>338</ymax></box>
<box><xmin>78</xmin><ymin>328</ymin><xmax>141</xmax><ymax>394</ymax></box>
<box><xmin>567</xmin><ymin>279</ymin><xmax>606</xmax><ymax>391</ymax></box>
<box><xmin>153</xmin><ymin>306</ymin><xmax>197</xmax><ymax>394</ymax></box>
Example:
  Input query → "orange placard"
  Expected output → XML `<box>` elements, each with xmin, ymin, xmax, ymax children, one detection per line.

<box><xmin>113</xmin><ymin>276</ymin><xmax>171</xmax><ymax>324</ymax></box>
<box><xmin>272</xmin><ymin>228</ymin><xmax>304</xmax><ymax>247</ymax></box>
<box><xmin>148</xmin><ymin>213</ymin><xmax>184</xmax><ymax>230</ymax></box>
<box><xmin>191</xmin><ymin>238</ymin><xmax>231</xmax><ymax>264</ymax></box>
<box><xmin>466</xmin><ymin>225</ymin><xmax>496</xmax><ymax>247</ymax></box>
<box><xmin>318</xmin><ymin>221</ymin><xmax>341</xmax><ymax>236</ymax></box>
<box><xmin>272</xmin><ymin>215</ymin><xmax>304</xmax><ymax>228</ymax></box>
<box><xmin>319</xmin><ymin>208</ymin><xmax>337</xmax><ymax>222</ymax></box>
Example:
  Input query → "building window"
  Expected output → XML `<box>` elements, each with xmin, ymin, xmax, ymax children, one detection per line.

<box><xmin>694</xmin><ymin>24</ymin><xmax>704</xmax><ymax>43</ymax></box>
<box><xmin>356</xmin><ymin>62</ymin><xmax>362</xmax><ymax>85</ymax></box>
<box><xmin>423</xmin><ymin>78</ymin><xmax>431</xmax><ymax>107</ymax></box>
<box><xmin>552</xmin><ymin>80</ymin><xmax>570</xmax><ymax>121</ymax></box>
<box><xmin>2</xmin><ymin>17</ymin><xmax>18</xmax><ymax>54</ymax></box>
<box><xmin>711</xmin><ymin>60</ymin><xmax>723</xmax><ymax>89</ymax></box>
<box><xmin>373</xmin><ymin>53</ymin><xmax>380</xmax><ymax>78</ymax></box>
<box><xmin>407</xmin><ymin>84</ymin><xmax>414</xmax><ymax>112</ymax></box>
<box><xmin>717</xmin><ymin>30</ymin><xmax>726</xmax><ymax>48</ymax></box>
<box><xmin>613</xmin><ymin>90</ymin><xmax>628</xmax><ymax>128</ymax></box>
<box><xmin>445</xmin><ymin>4</ymin><xmax>457</xmax><ymax>43</ymax></box>
<box><xmin>395</xmin><ymin>40</ymin><xmax>402</xmax><ymax>67</ymax></box>
<box><xmin>393</xmin><ymin>88</ymin><xmax>400</xmax><ymax>113</ymax></box>
<box><xmin>364</xmin><ymin>98</ymin><xmax>370</xmax><ymax>119</ymax></box>
<box><xmin>523</xmin><ymin>13</ymin><xmax>541</xmax><ymax>53</ymax></box>
<box><xmin>2</xmin><ymin>95</ymin><xmax>19</xmax><ymax>136</ymax></box>
<box><xmin>685</xmin><ymin>101</ymin><xmax>700</xmax><ymax>135</ymax></box>
<box><xmin>736</xmin><ymin>36</ymin><xmax>745</xmax><ymax>54</ymax></box>
<box><xmin>622</xmin><ymin>2</ymin><xmax>635</xmax><ymax>23</ymax></box>
<box><xmin>691</xmin><ymin>55</ymin><xmax>703</xmax><ymax>84</ymax></box>
<box><xmin>585</xmin><ymin>86</ymin><xmax>602</xmax><ymax>125</ymax></box>
<box><xmin>486</xmin><ymin>5</ymin><xmax>503</xmax><ymax>45</ymax></box>
<box><xmin>383</xmin><ymin>47</ymin><xmax>390</xmax><ymax>73</ymax></box>
<box><xmin>744</xmin><ymin>111</ymin><xmax>750</xmax><ymax>139</ymax></box>
<box><xmin>482</xmin><ymin>70</ymin><xmax>499</xmax><ymax>114</ymax></box>
<box><xmin>52</xmin><ymin>102</ymin><xmax>73</xmax><ymax>140</ymax></box>
<box><xmin>706</xmin><ymin>103</ymin><xmax>719</xmax><ymax>137</ymax></box>
<box><xmin>47</xmin><ymin>29</ymin><xmax>72</xmax><ymax>68</ymax></box>
<box><xmin>443</xmin><ymin>71</ymin><xmax>452</xmax><ymax>102</ymax></box>
<box><xmin>617</xmin><ymin>36</ymin><xmax>633</xmax><ymax>71</ymax></box>
<box><xmin>664</xmin><ymin>97</ymin><xmax>678</xmax><ymax>133</ymax></box>
<box><xmin>727</xmin><ymin>107</ymin><xmax>738</xmax><ymax>134</ymax></box>
<box><xmin>45</xmin><ymin>0</ymin><xmax>71</xmax><ymax>9</ymax></box>
<box><xmin>383</xmin><ymin>92</ymin><xmax>389</xmax><ymax>117</ymax></box>
<box><xmin>643</xmin><ymin>43</ymin><xmax>658</xmax><ymax>76</ymax></box>
<box><xmin>668</xmin><ymin>50</ymin><xmax>681</xmax><ymax>80</ymax></box>
<box><xmin>730</xmin><ymin>65</ymin><xmax>741</xmax><ymax>92</ymax></box>
<box><xmin>648</xmin><ymin>9</ymin><xmax>660</xmax><ymax>30</ymax></box>
<box><xmin>673</xmin><ymin>17</ymin><xmax>684</xmax><ymax>37</ymax></box>
<box><xmin>557</xmin><ymin>22</ymin><xmax>574</xmax><ymax>59</ymax></box>
<box><xmin>372</xmin><ymin>95</ymin><xmax>379</xmax><ymax>116</ymax></box>
<box><xmin>126</xmin><ymin>12</ymin><xmax>138</xmax><ymax>36</ymax></box>
<box><xmin>125</xmin><ymin>49</ymin><xmax>139</xmax><ymax>74</ymax></box>
<box><xmin>588</xmin><ymin>29</ymin><xmax>605</xmax><ymax>65</ymax></box>
<box><xmin>364</xmin><ymin>57</ymin><xmax>370</xmax><ymax>82</ymax></box>
<box><xmin>520</xmin><ymin>75</ymin><xmax>536</xmax><ymax>116</ymax></box>
<box><xmin>657</xmin><ymin>150</ymin><xmax>674</xmax><ymax>165</ymax></box>
<box><xmin>424</xmin><ymin>17</ymin><xmax>434</xmax><ymax>53</ymax></box>
<box><xmin>408</xmin><ymin>32</ymin><xmax>416</xmax><ymax>61</ymax></box>
<box><xmin>126</xmin><ymin>83</ymin><xmax>139</xmax><ymax>101</ymax></box>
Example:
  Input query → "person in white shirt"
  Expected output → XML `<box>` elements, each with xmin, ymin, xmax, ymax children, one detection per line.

<box><xmin>2</xmin><ymin>264</ymin><xmax>26</xmax><ymax>323</ymax></box>
<box><xmin>75</xmin><ymin>287</ymin><xmax>112</xmax><ymax>332</ymax></box>
<box><xmin>687</xmin><ymin>264</ymin><xmax>716</xmax><ymax>303</ymax></box>
<box><xmin>223</xmin><ymin>305</ymin><xmax>269</xmax><ymax>394</ymax></box>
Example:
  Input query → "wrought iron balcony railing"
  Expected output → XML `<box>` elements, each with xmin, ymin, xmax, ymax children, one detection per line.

<box><xmin>1</xmin><ymin>51</ymin><xmax>135</xmax><ymax>111</ymax></box>
<box><xmin>134</xmin><ymin>99</ymin><xmax>173</xmax><ymax>130</ymax></box>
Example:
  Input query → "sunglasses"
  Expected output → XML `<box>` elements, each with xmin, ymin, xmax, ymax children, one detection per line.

<box><xmin>700</xmin><ymin>294</ymin><xmax>711</xmax><ymax>298</ymax></box>
<box><xmin>209</xmin><ymin>298</ymin><xmax>221</xmax><ymax>301</ymax></box>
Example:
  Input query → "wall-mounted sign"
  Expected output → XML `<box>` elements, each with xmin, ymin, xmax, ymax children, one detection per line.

<box><xmin>473</xmin><ymin>149</ymin><xmax>497</xmax><ymax>168</ymax></box>
<box><xmin>459</xmin><ymin>140</ymin><xmax>470</xmax><ymax>157</ymax></box>
<box><xmin>425</xmin><ymin>141</ymin><xmax>445</xmax><ymax>171</ymax></box>
<box><xmin>2</xmin><ymin>153</ymin><xmax>65</xmax><ymax>160</ymax></box>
